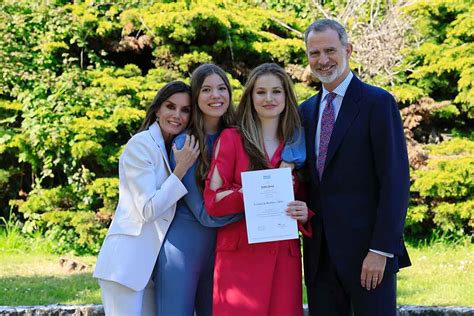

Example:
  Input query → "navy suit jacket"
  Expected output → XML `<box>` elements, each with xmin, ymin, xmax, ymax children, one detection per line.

<box><xmin>300</xmin><ymin>75</ymin><xmax>411</xmax><ymax>286</ymax></box>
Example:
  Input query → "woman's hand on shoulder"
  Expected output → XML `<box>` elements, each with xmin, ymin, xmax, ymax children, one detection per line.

<box><xmin>172</xmin><ymin>132</ymin><xmax>188</xmax><ymax>149</ymax></box>
<box><xmin>286</xmin><ymin>200</ymin><xmax>308</xmax><ymax>224</ymax></box>
<box><xmin>172</xmin><ymin>134</ymin><xmax>199</xmax><ymax>180</ymax></box>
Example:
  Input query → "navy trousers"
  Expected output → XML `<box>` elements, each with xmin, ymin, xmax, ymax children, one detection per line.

<box><xmin>307</xmin><ymin>233</ymin><xmax>397</xmax><ymax>316</ymax></box>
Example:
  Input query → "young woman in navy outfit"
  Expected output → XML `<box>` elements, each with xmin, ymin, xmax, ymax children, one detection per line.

<box><xmin>154</xmin><ymin>64</ymin><xmax>306</xmax><ymax>315</ymax></box>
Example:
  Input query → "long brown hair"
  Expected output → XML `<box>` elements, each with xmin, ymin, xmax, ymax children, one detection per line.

<box><xmin>237</xmin><ymin>63</ymin><xmax>301</xmax><ymax>170</ymax></box>
<box><xmin>137</xmin><ymin>81</ymin><xmax>191</xmax><ymax>133</ymax></box>
<box><xmin>189</xmin><ymin>64</ymin><xmax>236</xmax><ymax>190</ymax></box>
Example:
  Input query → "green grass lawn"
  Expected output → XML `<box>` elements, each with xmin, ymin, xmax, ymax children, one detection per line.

<box><xmin>0</xmin><ymin>225</ymin><xmax>100</xmax><ymax>306</ymax></box>
<box><xmin>0</xmin><ymin>252</ymin><xmax>100</xmax><ymax>306</ymax></box>
<box><xmin>397</xmin><ymin>242</ymin><xmax>473</xmax><ymax>306</ymax></box>
<box><xmin>0</xmin><ymin>236</ymin><xmax>472</xmax><ymax>307</ymax></box>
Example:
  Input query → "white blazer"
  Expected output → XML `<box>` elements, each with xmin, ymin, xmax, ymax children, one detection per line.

<box><xmin>93</xmin><ymin>122</ymin><xmax>188</xmax><ymax>291</ymax></box>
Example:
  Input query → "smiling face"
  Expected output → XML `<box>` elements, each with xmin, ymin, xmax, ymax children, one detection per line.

<box><xmin>155</xmin><ymin>92</ymin><xmax>191</xmax><ymax>143</ymax></box>
<box><xmin>252</xmin><ymin>74</ymin><xmax>285</xmax><ymax>120</ymax></box>
<box><xmin>306</xmin><ymin>28</ymin><xmax>352</xmax><ymax>91</ymax></box>
<box><xmin>197</xmin><ymin>73</ymin><xmax>230</xmax><ymax>122</ymax></box>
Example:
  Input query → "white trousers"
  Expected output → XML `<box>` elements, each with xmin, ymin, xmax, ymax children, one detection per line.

<box><xmin>98</xmin><ymin>278</ymin><xmax>156</xmax><ymax>316</ymax></box>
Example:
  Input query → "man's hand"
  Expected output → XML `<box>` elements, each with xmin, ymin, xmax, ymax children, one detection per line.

<box><xmin>360</xmin><ymin>251</ymin><xmax>386</xmax><ymax>290</ymax></box>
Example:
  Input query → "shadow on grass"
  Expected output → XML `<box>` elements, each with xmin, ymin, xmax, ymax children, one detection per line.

<box><xmin>397</xmin><ymin>273</ymin><xmax>421</xmax><ymax>302</ymax></box>
<box><xmin>0</xmin><ymin>273</ymin><xmax>101</xmax><ymax>306</ymax></box>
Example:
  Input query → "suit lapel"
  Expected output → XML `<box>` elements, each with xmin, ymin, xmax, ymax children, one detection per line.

<box><xmin>307</xmin><ymin>93</ymin><xmax>322</xmax><ymax>169</ymax></box>
<box><xmin>148</xmin><ymin>122</ymin><xmax>172</xmax><ymax>174</ymax></box>
<box><xmin>325</xmin><ymin>76</ymin><xmax>362</xmax><ymax>170</ymax></box>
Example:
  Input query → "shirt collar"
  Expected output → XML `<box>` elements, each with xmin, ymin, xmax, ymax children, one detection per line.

<box><xmin>321</xmin><ymin>71</ymin><xmax>354</xmax><ymax>102</ymax></box>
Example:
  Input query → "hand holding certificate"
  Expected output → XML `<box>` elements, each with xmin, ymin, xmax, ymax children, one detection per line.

<box><xmin>241</xmin><ymin>167</ymin><xmax>298</xmax><ymax>244</ymax></box>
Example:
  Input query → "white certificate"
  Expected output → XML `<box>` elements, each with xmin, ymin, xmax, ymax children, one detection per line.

<box><xmin>241</xmin><ymin>167</ymin><xmax>298</xmax><ymax>244</ymax></box>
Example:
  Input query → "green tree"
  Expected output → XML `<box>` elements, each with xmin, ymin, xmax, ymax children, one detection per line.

<box><xmin>0</xmin><ymin>0</ymin><xmax>472</xmax><ymax>253</ymax></box>
<box><xmin>402</xmin><ymin>0</ymin><xmax>473</xmax><ymax>117</ymax></box>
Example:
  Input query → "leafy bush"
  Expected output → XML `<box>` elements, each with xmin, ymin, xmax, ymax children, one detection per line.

<box><xmin>0</xmin><ymin>0</ymin><xmax>472</xmax><ymax>254</ymax></box>
<box><xmin>0</xmin><ymin>0</ymin><xmax>311</xmax><ymax>254</ymax></box>
<box><xmin>402</xmin><ymin>0</ymin><xmax>473</xmax><ymax>117</ymax></box>
<box><xmin>407</xmin><ymin>138</ymin><xmax>473</xmax><ymax>240</ymax></box>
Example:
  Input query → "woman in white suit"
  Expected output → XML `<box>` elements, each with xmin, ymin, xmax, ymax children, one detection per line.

<box><xmin>93</xmin><ymin>81</ymin><xmax>200</xmax><ymax>316</ymax></box>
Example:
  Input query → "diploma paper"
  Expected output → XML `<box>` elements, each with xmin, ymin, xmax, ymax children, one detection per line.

<box><xmin>241</xmin><ymin>168</ymin><xmax>298</xmax><ymax>244</ymax></box>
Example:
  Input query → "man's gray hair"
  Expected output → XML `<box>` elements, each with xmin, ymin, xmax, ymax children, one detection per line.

<box><xmin>304</xmin><ymin>19</ymin><xmax>349</xmax><ymax>46</ymax></box>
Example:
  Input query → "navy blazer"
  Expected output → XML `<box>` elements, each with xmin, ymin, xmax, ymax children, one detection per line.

<box><xmin>300</xmin><ymin>75</ymin><xmax>410</xmax><ymax>286</ymax></box>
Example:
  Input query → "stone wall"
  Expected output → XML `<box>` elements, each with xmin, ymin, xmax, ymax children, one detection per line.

<box><xmin>1</xmin><ymin>305</ymin><xmax>473</xmax><ymax>315</ymax></box>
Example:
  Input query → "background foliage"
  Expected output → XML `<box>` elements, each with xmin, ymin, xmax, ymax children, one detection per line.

<box><xmin>0</xmin><ymin>0</ymin><xmax>472</xmax><ymax>255</ymax></box>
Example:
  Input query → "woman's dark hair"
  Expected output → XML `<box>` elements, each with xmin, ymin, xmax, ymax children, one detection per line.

<box><xmin>137</xmin><ymin>81</ymin><xmax>191</xmax><ymax>133</ymax></box>
<box><xmin>189</xmin><ymin>64</ymin><xmax>236</xmax><ymax>191</ymax></box>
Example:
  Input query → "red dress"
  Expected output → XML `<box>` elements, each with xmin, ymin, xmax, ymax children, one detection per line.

<box><xmin>204</xmin><ymin>128</ymin><xmax>312</xmax><ymax>316</ymax></box>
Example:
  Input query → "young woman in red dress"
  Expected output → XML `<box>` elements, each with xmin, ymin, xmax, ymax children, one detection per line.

<box><xmin>203</xmin><ymin>63</ymin><xmax>313</xmax><ymax>316</ymax></box>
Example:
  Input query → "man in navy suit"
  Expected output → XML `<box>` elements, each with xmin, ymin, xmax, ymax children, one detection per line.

<box><xmin>300</xmin><ymin>19</ymin><xmax>411</xmax><ymax>316</ymax></box>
